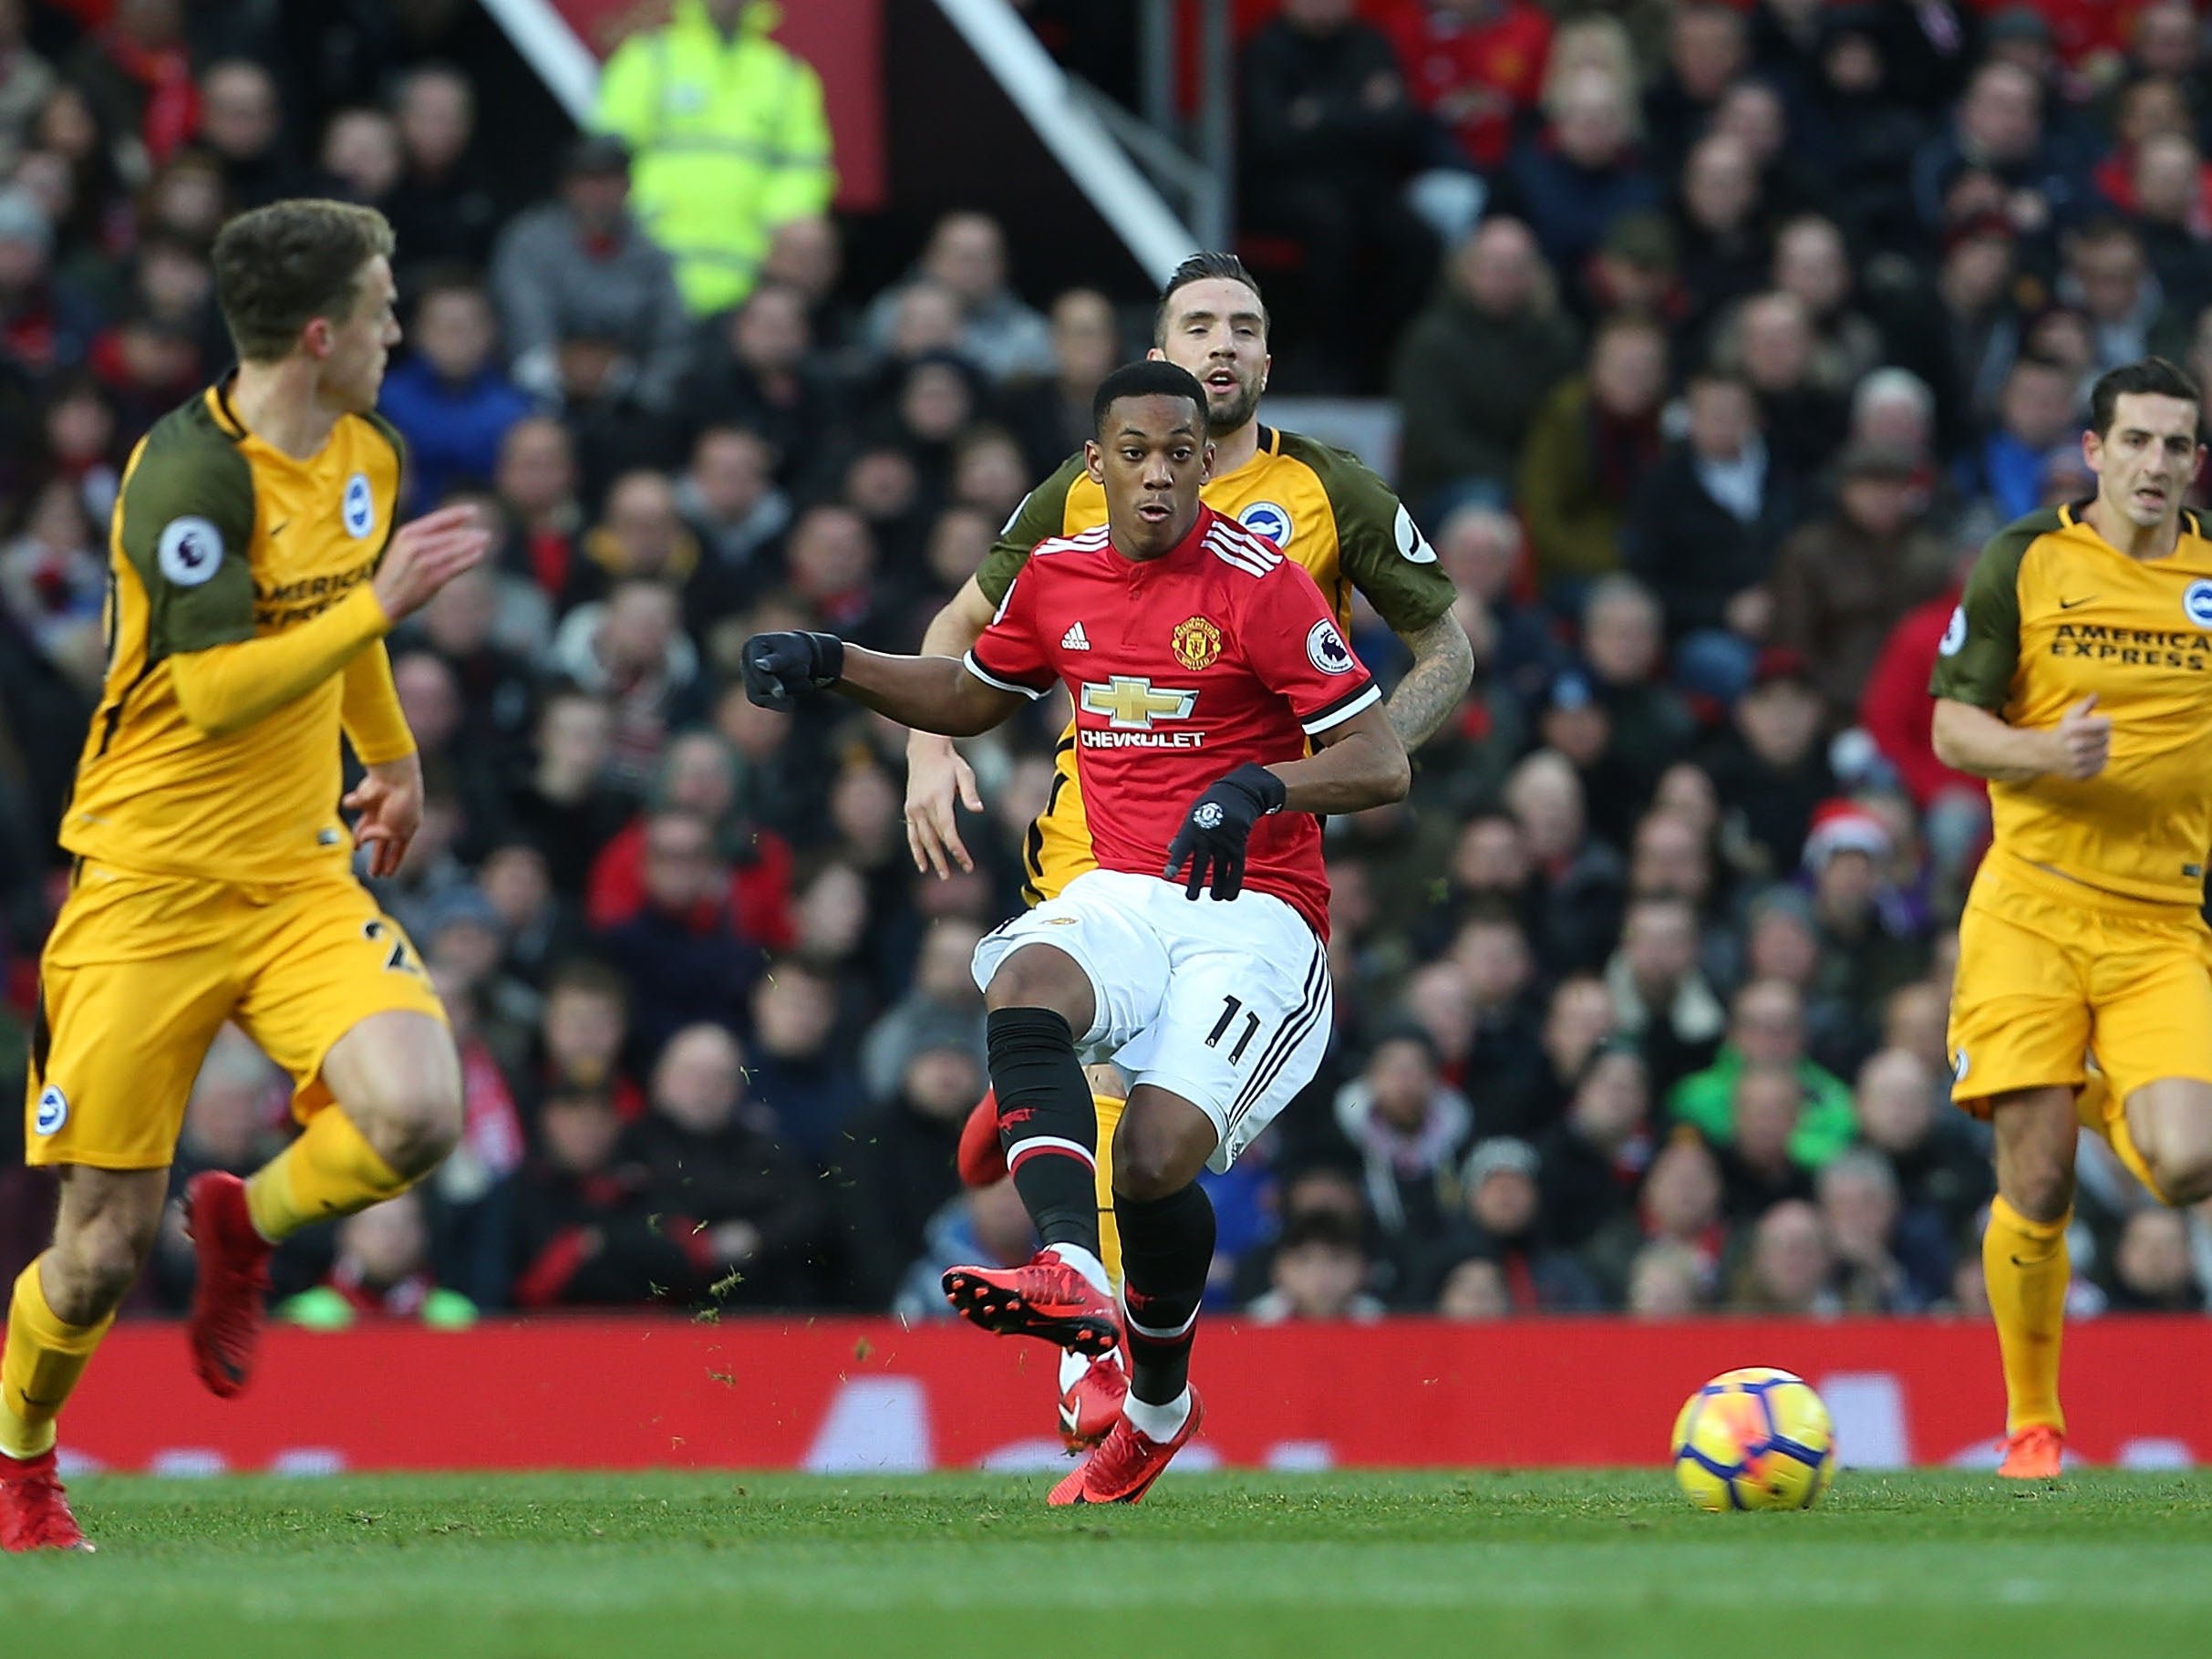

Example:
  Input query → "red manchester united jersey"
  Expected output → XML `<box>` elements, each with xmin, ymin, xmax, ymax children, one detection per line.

<box><xmin>964</xmin><ymin>503</ymin><xmax>1380</xmax><ymax>939</ymax></box>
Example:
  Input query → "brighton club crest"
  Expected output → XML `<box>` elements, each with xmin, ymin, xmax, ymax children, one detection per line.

<box><xmin>1172</xmin><ymin>615</ymin><xmax>1223</xmax><ymax>670</ymax></box>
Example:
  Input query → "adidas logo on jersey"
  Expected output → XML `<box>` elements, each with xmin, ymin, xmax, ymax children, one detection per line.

<box><xmin>1061</xmin><ymin>621</ymin><xmax>1092</xmax><ymax>650</ymax></box>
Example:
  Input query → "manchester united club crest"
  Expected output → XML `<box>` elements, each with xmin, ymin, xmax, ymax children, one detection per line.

<box><xmin>1171</xmin><ymin>615</ymin><xmax>1223</xmax><ymax>670</ymax></box>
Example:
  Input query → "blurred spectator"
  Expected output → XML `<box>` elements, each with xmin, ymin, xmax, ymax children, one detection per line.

<box><xmin>1960</xmin><ymin>353</ymin><xmax>2078</xmax><ymax>521</ymax></box>
<box><xmin>1853</xmin><ymin>1046</ymin><xmax>1990</xmax><ymax>1241</ymax></box>
<box><xmin>1727</xmin><ymin>1198</ymin><xmax>1838</xmax><ymax>1315</ymax></box>
<box><xmin>1504</xmin><ymin>64</ymin><xmax>1663</xmax><ymax>283</ymax></box>
<box><xmin>479</xmin><ymin>836</ymin><xmax>587</xmax><ymax>993</ymax></box>
<box><xmin>1671</xmin><ymin>131</ymin><xmax>1771</xmax><ymax>338</ymax></box>
<box><xmin>1585</xmin><ymin>1129</ymin><xmax>1727</xmax><ymax>1301</ymax></box>
<box><xmin>1818</xmin><ymin>1147</ymin><xmax>1950</xmax><ymax>1312</ymax></box>
<box><xmin>148</xmin><ymin>1026</ymin><xmax>285</xmax><ymax>1311</ymax></box>
<box><xmin>1715</xmin><ymin>1059</ymin><xmax>1817</xmax><ymax>1222</ymax></box>
<box><xmin>277</xmin><ymin>1193</ymin><xmax>478</xmax><ymax>1331</ymax></box>
<box><xmin>1605</xmin><ymin>894</ymin><xmax>1726</xmax><ymax>1096</ymax></box>
<box><xmin>1701</xmin><ymin>647</ymin><xmax>1835</xmax><ymax>877</ymax></box>
<box><xmin>593</xmin><ymin>0</ymin><xmax>835</xmax><ymax>316</ymax></box>
<box><xmin>1501</xmin><ymin>748</ymin><xmax>1627</xmax><ymax>972</ymax></box>
<box><xmin>64</xmin><ymin>0</ymin><xmax>193</xmax><ymax>177</ymax></box>
<box><xmin>1625</xmin><ymin>367</ymin><xmax>1798</xmax><ymax>693</ymax></box>
<box><xmin>2124</xmin><ymin>131</ymin><xmax>2211</xmax><ymax>324</ymax></box>
<box><xmin>502</xmin><ymin>688</ymin><xmax>634</xmax><ymax>896</ymax></box>
<box><xmin>680</xmin><ymin>282</ymin><xmax>841</xmax><ymax>497</ymax></box>
<box><xmin>746</xmin><ymin>958</ymin><xmax>868</xmax><ymax>1160</ymax></box>
<box><xmin>1246</xmin><ymin>1210</ymin><xmax>1387</xmax><ymax>1322</ymax></box>
<box><xmin>2104</xmin><ymin>1208</ymin><xmax>2204</xmax><ymax>1312</ymax></box>
<box><xmin>1518</xmin><ymin>311</ymin><xmax>1669</xmax><ymax>591</ymax></box>
<box><xmin>2057</xmin><ymin>217</ymin><xmax>2169</xmax><ymax>374</ymax></box>
<box><xmin>838</xmin><ymin>1040</ymin><xmax>987</xmax><ymax>1308</ymax></box>
<box><xmin>1773</xmin><ymin>214</ymin><xmax>1885</xmax><ymax>394</ymax></box>
<box><xmin>594</xmin><ymin>807</ymin><xmax>764</xmax><ymax>1060</ymax></box>
<box><xmin>1417</xmin><ymin>1135</ymin><xmax>1604</xmax><ymax>1311</ymax></box>
<box><xmin>1670</xmin><ymin>978</ymin><xmax>1856</xmax><ymax>1165</ymax></box>
<box><xmin>677</xmin><ymin>426</ymin><xmax>791</xmax><ymax>623</ymax></box>
<box><xmin>863</xmin><ymin>212</ymin><xmax>1052</xmax><ymax>384</ymax></box>
<box><xmin>491</xmin><ymin>133</ymin><xmax>690</xmax><ymax>420</ymax></box>
<box><xmin>511</xmin><ymin>1086</ymin><xmax>692</xmax><ymax>1308</ymax></box>
<box><xmin>0</xmin><ymin>185</ymin><xmax>98</xmax><ymax>379</ymax></box>
<box><xmin>1583</xmin><ymin>575</ymin><xmax>1698</xmax><ymax>793</ymax></box>
<box><xmin>1909</xmin><ymin>58</ymin><xmax>2086</xmax><ymax>233</ymax></box>
<box><xmin>1769</xmin><ymin>443</ymin><xmax>1955</xmax><ymax>714</ymax></box>
<box><xmin>1391</xmin><ymin>216</ymin><xmax>1582</xmax><ymax>515</ymax></box>
<box><xmin>408</xmin><ymin>564</ymin><xmax>537</xmax><ymax>778</ymax></box>
<box><xmin>859</xmin><ymin>917</ymin><xmax>987</xmax><ymax>1102</ymax></box>
<box><xmin>378</xmin><ymin>271</ymin><xmax>533</xmax><ymax>513</ymax></box>
<box><xmin>494</xmin><ymin>415</ymin><xmax>587</xmax><ymax>607</ymax></box>
<box><xmin>0</xmin><ymin>474</ymin><xmax>105</xmax><ymax>694</ymax></box>
<box><xmin>532</xmin><ymin>958</ymin><xmax>644</xmax><ymax>1116</ymax></box>
<box><xmin>1383</xmin><ymin>0</ymin><xmax>1554</xmax><ymax>173</ymax></box>
<box><xmin>318</xmin><ymin>104</ymin><xmax>401</xmax><ymax>214</ymax></box>
<box><xmin>191</xmin><ymin>57</ymin><xmax>301</xmax><ymax>209</ymax></box>
<box><xmin>1535</xmin><ymin>1039</ymin><xmax>1652</xmax><ymax>1249</ymax></box>
<box><xmin>1000</xmin><ymin>287</ymin><xmax>1119</xmax><ymax>472</ymax></box>
<box><xmin>1434</xmin><ymin>1254</ymin><xmax>1510</xmax><ymax>1318</ymax></box>
<box><xmin>1331</xmin><ymin>1026</ymin><xmax>1474</xmax><ymax>1250</ymax></box>
<box><xmin>385</xmin><ymin>64</ymin><xmax>498</xmax><ymax>277</ymax></box>
<box><xmin>627</xmin><ymin>1022</ymin><xmax>827</xmax><ymax>1306</ymax></box>
<box><xmin>1625</xmin><ymin>1238</ymin><xmax>1707</xmax><ymax>1316</ymax></box>
<box><xmin>1724</xmin><ymin>289</ymin><xmax>1850</xmax><ymax>481</ymax></box>
<box><xmin>1241</xmin><ymin>0</ymin><xmax>1439</xmax><ymax>389</ymax></box>
<box><xmin>0</xmin><ymin>1</ymin><xmax>53</xmax><ymax>176</ymax></box>
<box><xmin>547</xmin><ymin>576</ymin><xmax>700</xmax><ymax>786</ymax></box>
<box><xmin>1644</xmin><ymin>2</ymin><xmax>1752</xmax><ymax>174</ymax></box>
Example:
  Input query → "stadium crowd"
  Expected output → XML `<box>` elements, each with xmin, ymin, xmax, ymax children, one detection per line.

<box><xmin>5</xmin><ymin>0</ymin><xmax>2212</xmax><ymax>1328</ymax></box>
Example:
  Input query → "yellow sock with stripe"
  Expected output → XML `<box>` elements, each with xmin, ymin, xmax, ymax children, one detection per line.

<box><xmin>1983</xmin><ymin>1197</ymin><xmax>2070</xmax><ymax>1436</ymax></box>
<box><xmin>244</xmin><ymin>1107</ymin><xmax>411</xmax><ymax>1243</ymax></box>
<box><xmin>0</xmin><ymin>1260</ymin><xmax>114</xmax><ymax>1460</ymax></box>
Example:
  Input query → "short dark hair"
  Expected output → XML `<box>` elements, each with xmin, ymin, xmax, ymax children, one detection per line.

<box><xmin>1153</xmin><ymin>251</ymin><xmax>1267</xmax><ymax>347</ymax></box>
<box><xmin>2088</xmin><ymin>356</ymin><xmax>2203</xmax><ymax>438</ymax></box>
<box><xmin>1090</xmin><ymin>359</ymin><xmax>1209</xmax><ymax>439</ymax></box>
<box><xmin>212</xmin><ymin>198</ymin><xmax>395</xmax><ymax>362</ymax></box>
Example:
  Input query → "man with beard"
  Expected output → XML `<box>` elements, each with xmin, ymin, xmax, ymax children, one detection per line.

<box><xmin>902</xmin><ymin>254</ymin><xmax>1473</xmax><ymax>1447</ymax></box>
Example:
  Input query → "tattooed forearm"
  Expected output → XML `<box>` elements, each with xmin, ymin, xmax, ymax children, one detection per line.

<box><xmin>1385</xmin><ymin>609</ymin><xmax>1475</xmax><ymax>751</ymax></box>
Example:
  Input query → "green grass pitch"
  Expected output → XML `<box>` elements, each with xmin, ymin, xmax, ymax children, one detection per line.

<box><xmin>7</xmin><ymin>1470</ymin><xmax>2212</xmax><ymax>1658</ymax></box>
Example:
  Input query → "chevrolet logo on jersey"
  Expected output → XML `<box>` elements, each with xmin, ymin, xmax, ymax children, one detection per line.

<box><xmin>1081</xmin><ymin>677</ymin><xmax>1198</xmax><ymax>729</ymax></box>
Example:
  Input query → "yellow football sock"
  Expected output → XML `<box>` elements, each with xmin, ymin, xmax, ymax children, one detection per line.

<box><xmin>1984</xmin><ymin>1196</ymin><xmax>2070</xmax><ymax>1436</ymax></box>
<box><xmin>245</xmin><ymin>1107</ymin><xmax>410</xmax><ymax>1243</ymax></box>
<box><xmin>1094</xmin><ymin>1093</ymin><xmax>1126</xmax><ymax>1290</ymax></box>
<box><xmin>0</xmin><ymin>1260</ymin><xmax>114</xmax><ymax>1460</ymax></box>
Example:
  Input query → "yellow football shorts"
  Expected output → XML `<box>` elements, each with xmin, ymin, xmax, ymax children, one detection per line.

<box><xmin>25</xmin><ymin>859</ymin><xmax>446</xmax><ymax>1170</ymax></box>
<box><xmin>1948</xmin><ymin>848</ymin><xmax>2212</xmax><ymax>1196</ymax></box>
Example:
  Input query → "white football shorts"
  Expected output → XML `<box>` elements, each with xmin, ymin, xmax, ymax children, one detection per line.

<box><xmin>970</xmin><ymin>868</ymin><xmax>1332</xmax><ymax>1171</ymax></box>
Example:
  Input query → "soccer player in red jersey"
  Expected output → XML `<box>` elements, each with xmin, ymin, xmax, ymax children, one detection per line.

<box><xmin>742</xmin><ymin>360</ymin><xmax>1409</xmax><ymax>1502</ymax></box>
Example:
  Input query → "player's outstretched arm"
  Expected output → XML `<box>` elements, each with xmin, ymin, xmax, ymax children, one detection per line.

<box><xmin>169</xmin><ymin>506</ymin><xmax>488</xmax><ymax>740</ymax></box>
<box><xmin>741</xmin><ymin>629</ymin><xmax>1028</xmax><ymax>736</ymax></box>
<box><xmin>1931</xmin><ymin>695</ymin><xmax>2109</xmax><ymax>783</ymax></box>
<box><xmin>904</xmin><ymin>576</ymin><xmax>998</xmax><ymax>876</ymax></box>
<box><xmin>1384</xmin><ymin>609</ymin><xmax>1475</xmax><ymax>750</ymax></box>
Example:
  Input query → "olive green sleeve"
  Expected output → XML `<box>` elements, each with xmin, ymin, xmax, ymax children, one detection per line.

<box><xmin>1928</xmin><ymin>513</ymin><xmax>2050</xmax><ymax>710</ymax></box>
<box><xmin>114</xmin><ymin>414</ymin><xmax>259</xmax><ymax>659</ymax></box>
<box><xmin>976</xmin><ymin>451</ymin><xmax>1086</xmax><ymax>607</ymax></box>
<box><xmin>1284</xmin><ymin>433</ymin><xmax>1458</xmax><ymax>634</ymax></box>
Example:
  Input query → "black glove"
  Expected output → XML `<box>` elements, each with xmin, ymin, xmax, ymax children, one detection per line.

<box><xmin>1162</xmin><ymin>762</ymin><xmax>1287</xmax><ymax>901</ymax></box>
<box><xmin>740</xmin><ymin>630</ymin><xmax>844</xmax><ymax>710</ymax></box>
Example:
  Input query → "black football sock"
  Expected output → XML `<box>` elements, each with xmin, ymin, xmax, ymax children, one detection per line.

<box><xmin>987</xmin><ymin>1007</ymin><xmax>1101</xmax><ymax>1258</ymax></box>
<box><xmin>1116</xmin><ymin>1180</ymin><xmax>1215</xmax><ymax>1409</ymax></box>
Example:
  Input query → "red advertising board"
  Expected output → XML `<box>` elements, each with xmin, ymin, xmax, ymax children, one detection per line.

<box><xmin>58</xmin><ymin>1316</ymin><xmax>2209</xmax><ymax>1475</ymax></box>
<box><xmin>545</xmin><ymin>0</ymin><xmax>886</xmax><ymax>208</ymax></box>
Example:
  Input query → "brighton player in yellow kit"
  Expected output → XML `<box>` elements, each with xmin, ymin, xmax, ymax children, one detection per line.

<box><xmin>910</xmin><ymin>254</ymin><xmax>1473</xmax><ymax>1443</ymax></box>
<box><xmin>1930</xmin><ymin>357</ymin><xmax>2212</xmax><ymax>1480</ymax></box>
<box><xmin>0</xmin><ymin>201</ymin><xmax>490</xmax><ymax>1550</ymax></box>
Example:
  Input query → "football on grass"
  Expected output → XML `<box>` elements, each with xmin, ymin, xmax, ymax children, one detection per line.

<box><xmin>1671</xmin><ymin>1367</ymin><xmax>1837</xmax><ymax>1512</ymax></box>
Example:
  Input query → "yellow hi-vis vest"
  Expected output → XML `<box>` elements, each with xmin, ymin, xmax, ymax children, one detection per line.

<box><xmin>593</xmin><ymin>0</ymin><xmax>837</xmax><ymax>316</ymax></box>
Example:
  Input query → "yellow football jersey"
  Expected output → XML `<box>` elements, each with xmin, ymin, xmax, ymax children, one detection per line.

<box><xmin>977</xmin><ymin>424</ymin><xmax>1457</xmax><ymax>636</ymax></box>
<box><xmin>61</xmin><ymin>384</ymin><xmax>408</xmax><ymax>885</ymax></box>
<box><xmin>1930</xmin><ymin>502</ymin><xmax>2212</xmax><ymax>905</ymax></box>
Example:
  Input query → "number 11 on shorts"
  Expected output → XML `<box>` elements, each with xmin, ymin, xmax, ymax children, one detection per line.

<box><xmin>1205</xmin><ymin>995</ymin><xmax>1262</xmax><ymax>1063</ymax></box>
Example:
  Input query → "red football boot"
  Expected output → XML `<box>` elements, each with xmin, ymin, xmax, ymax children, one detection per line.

<box><xmin>956</xmin><ymin>1090</ymin><xmax>1008</xmax><ymax>1187</ymax></box>
<box><xmin>943</xmin><ymin>1250</ymin><xmax>1122</xmax><ymax>1357</ymax></box>
<box><xmin>1049</xmin><ymin>1388</ymin><xmax>1204</xmax><ymax>1506</ymax></box>
<box><xmin>1998</xmin><ymin>1425</ymin><xmax>2064</xmax><ymax>1479</ymax></box>
<box><xmin>1058</xmin><ymin>1351</ymin><xmax>1130</xmax><ymax>1451</ymax></box>
<box><xmin>0</xmin><ymin>1449</ymin><xmax>91</xmax><ymax>1551</ymax></box>
<box><xmin>184</xmin><ymin>1171</ymin><xmax>273</xmax><ymax>1399</ymax></box>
